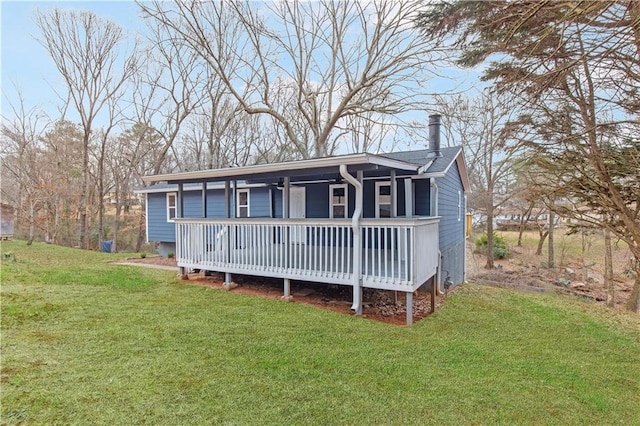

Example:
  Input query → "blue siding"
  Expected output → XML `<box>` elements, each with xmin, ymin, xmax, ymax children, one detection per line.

<box><xmin>147</xmin><ymin>193</ymin><xmax>175</xmax><ymax>242</ymax></box>
<box><xmin>414</xmin><ymin>179</ymin><xmax>431</xmax><ymax>216</ymax></box>
<box><xmin>273</xmin><ymin>189</ymin><xmax>283</xmax><ymax>218</ymax></box>
<box><xmin>305</xmin><ymin>183</ymin><xmax>329</xmax><ymax>218</ymax></box>
<box><xmin>437</xmin><ymin>163</ymin><xmax>466</xmax><ymax>286</ymax></box>
<box><xmin>250</xmin><ymin>187</ymin><xmax>272</xmax><ymax>218</ymax></box>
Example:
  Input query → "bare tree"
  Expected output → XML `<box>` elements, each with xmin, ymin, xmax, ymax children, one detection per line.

<box><xmin>139</xmin><ymin>0</ymin><xmax>443</xmax><ymax>159</ymax></box>
<box><xmin>437</xmin><ymin>90</ymin><xmax>525</xmax><ymax>269</ymax></box>
<box><xmin>419</xmin><ymin>0</ymin><xmax>640</xmax><ymax>311</ymax></box>
<box><xmin>35</xmin><ymin>8</ymin><xmax>138</xmax><ymax>248</ymax></box>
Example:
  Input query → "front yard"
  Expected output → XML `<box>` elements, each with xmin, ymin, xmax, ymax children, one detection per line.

<box><xmin>1</xmin><ymin>240</ymin><xmax>639</xmax><ymax>424</ymax></box>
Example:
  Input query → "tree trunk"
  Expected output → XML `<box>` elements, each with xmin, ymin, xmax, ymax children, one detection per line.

<box><xmin>625</xmin><ymin>263</ymin><xmax>640</xmax><ymax>313</ymax></box>
<box><xmin>79</xmin><ymin>133</ymin><xmax>90</xmax><ymax>248</ymax></box>
<box><xmin>536</xmin><ymin>229</ymin><xmax>549</xmax><ymax>255</ymax></box>
<box><xmin>135</xmin><ymin>206</ymin><xmax>146</xmax><ymax>253</ymax></box>
<box><xmin>485</xmin><ymin>208</ymin><xmax>495</xmax><ymax>269</ymax></box>
<box><xmin>548</xmin><ymin>211</ymin><xmax>555</xmax><ymax>269</ymax></box>
<box><xmin>604</xmin><ymin>228</ymin><xmax>614</xmax><ymax>307</ymax></box>
<box><xmin>27</xmin><ymin>200</ymin><xmax>35</xmax><ymax>245</ymax></box>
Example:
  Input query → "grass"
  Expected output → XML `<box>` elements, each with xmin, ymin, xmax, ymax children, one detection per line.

<box><xmin>2</xmin><ymin>240</ymin><xmax>640</xmax><ymax>424</ymax></box>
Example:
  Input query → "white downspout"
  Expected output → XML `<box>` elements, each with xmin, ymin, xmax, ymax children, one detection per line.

<box><xmin>340</xmin><ymin>164</ymin><xmax>363</xmax><ymax>314</ymax></box>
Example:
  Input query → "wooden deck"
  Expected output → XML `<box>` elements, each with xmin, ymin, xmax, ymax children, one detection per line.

<box><xmin>175</xmin><ymin>217</ymin><xmax>439</xmax><ymax>292</ymax></box>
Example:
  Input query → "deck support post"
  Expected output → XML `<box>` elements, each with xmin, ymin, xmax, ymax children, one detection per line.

<box><xmin>406</xmin><ymin>291</ymin><xmax>413</xmax><ymax>325</ymax></box>
<box><xmin>431</xmin><ymin>275</ymin><xmax>437</xmax><ymax>314</ymax></box>
<box><xmin>281</xmin><ymin>278</ymin><xmax>293</xmax><ymax>301</ymax></box>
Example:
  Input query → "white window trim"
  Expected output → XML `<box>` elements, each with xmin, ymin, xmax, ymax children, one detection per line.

<box><xmin>329</xmin><ymin>184</ymin><xmax>348</xmax><ymax>219</ymax></box>
<box><xmin>458</xmin><ymin>190</ymin><xmax>462</xmax><ymax>221</ymax></box>
<box><xmin>375</xmin><ymin>181</ymin><xmax>392</xmax><ymax>219</ymax></box>
<box><xmin>167</xmin><ymin>192</ymin><xmax>177</xmax><ymax>222</ymax></box>
<box><xmin>236</xmin><ymin>188</ymin><xmax>250</xmax><ymax>218</ymax></box>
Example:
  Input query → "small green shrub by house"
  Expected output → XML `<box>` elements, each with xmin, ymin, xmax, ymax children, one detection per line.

<box><xmin>475</xmin><ymin>232</ymin><xmax>509</xmax><ymax>259</ymax></box>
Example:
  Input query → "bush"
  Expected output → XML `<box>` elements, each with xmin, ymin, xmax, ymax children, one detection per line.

<box><xmin>475</xmin><ymin>232</ymin><xmax>509</xmax><ymax>259</ymax></box>
<box><xmin>167</xmin><ymin>252</ymin><xmax>175</xmax><ymax>259</ymax></box>
<box><xmin>140</xmin><ymin>252</ymin><xmax>147</xmax><ymax>259</ymax></box>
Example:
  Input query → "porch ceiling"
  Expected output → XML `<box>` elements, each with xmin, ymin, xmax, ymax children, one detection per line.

<box><xmin>142</xmin><ymin>153</ymin><xmax>419</xmax><ymax>185</ymax></box>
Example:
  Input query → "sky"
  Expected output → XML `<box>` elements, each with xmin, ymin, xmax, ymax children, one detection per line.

<box><xmin>0</xmin><ymin>0</ymin><xmax>484</xmax><ymax>146</ymax></box>
<box><xmin>1</xmin><ymin>1</ymin><xmax>143</xmax><ymax>122</ymax></box>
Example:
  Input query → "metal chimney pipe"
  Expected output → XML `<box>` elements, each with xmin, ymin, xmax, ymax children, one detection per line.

<box><xmin>429</xmin><ymin>114</ymin><xmax>442</xmax><ymax>157</ymax></box>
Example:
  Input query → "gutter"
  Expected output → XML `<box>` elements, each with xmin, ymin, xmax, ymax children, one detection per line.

<box><xmin>339</xmin><ymin>164</ymin><xmax>363</xmax><ymax>314</ymax></box>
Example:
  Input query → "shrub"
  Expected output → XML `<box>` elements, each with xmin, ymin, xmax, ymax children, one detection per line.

<box><xmin>140</xmin><ymin>252</ymin><xmax>147</xmax><ymax>259</ymax></box>
<box><xmin>475</xmin><ymin>232</ymin><xmax>509</xmax><ymax>259</ymax></box>
<box><xmin>167</xmin><ymin>252</ymin><xmax>175</xmax><ymax>259</ymax></box>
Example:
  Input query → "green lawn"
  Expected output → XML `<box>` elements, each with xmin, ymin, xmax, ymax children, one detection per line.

<box><xmin>2</xmin><ymin>240</ymin><xmax>639</xmax><ymax>424</ymax></box>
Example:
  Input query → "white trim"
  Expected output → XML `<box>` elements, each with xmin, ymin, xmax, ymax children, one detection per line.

<box><xmin>458</xmin><ymin>190</ymin><xmax>462</xmax><ymax>221</ymax></box>
<box><xmin>329</xmin><ymin>184</ymin><xmax>348</xmax><ymax>219</ymax></box>
<box><xmin>142</xmin><ymin>153</ymin><xmax>419</xmax><ymax>185</ymax></box>
<box><xmin>166</xmin><ymin>193</ymin><xmax>177</xmax><ymax>222</ymax></box>
<box><xmin>375</xmin><ymin>181</ymin><xmax>392</xmax><ymax>219</ymax></box>
<box><xmin>135</xmin><ymin>182</ymin><xmax>266</xmax><ymax>194</ymax></box>
<box><xmin>145</xmin><ymin>193</ymin><xmax>149</xmax><ymax>244</ymax></box>
<box><xmin>236</xmin><ymin>189</ymin><xmax>250</xmax><ymax>218</ymax></box>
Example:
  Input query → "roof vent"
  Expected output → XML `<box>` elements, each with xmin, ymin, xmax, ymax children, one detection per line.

<box><xmin>428</xmin><ymin>114</ymin><xmax>442</xmax><ymax>157</ymax></box>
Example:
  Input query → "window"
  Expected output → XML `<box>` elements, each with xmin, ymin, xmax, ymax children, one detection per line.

<box><xmin>375</xmin><ymin>182</ymin><xmax>392</xmax><ymax>218</ymax></box>
<box><xmin>329</xmin><ymin>184</ymin><xmax>348</xmax><ymax>218</ymax></box>
<box><xmin>237</xmin><ymin>189</ymin><xmax>249</xmax><ymax>218</ymax></box>
<box><xmin>167</xmin><ymin>193</ymin><xmax>177</xmax><ymax>221</ymax></box>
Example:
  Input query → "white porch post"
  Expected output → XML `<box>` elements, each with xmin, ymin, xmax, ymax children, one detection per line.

<box><xmin>177</xmin><ymin>182</ymin><xmax>187</xmax><ymax>278</ymax></box>
<box><xmin>223</xmin><ymin>180</ymin><xmax>233</xmax><ymax>287</ymax></box>
<box><xmin>201</xmin><ymin>182</ymin><xmax>207</xmax><ymax>218</ymax></box>
<box><xmin>282</xmin><ymin>176</ymin><xmax>292</xmax><ymax>300</ymax></box>
<box><xmin>391</xmin><ymin>170</ymin><xmax>397</xmax><ymax>218</ymax></box>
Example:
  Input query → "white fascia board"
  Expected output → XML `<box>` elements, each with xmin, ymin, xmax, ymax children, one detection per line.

<box><xmin>141</xmin><ymin>153</ymin><xmax>418</xmax><ymax>185</ymax></box>
<box><xmin>134</xmin><ymin>182</ymin><xmax>266</xmax><ymax>194</ymax></box>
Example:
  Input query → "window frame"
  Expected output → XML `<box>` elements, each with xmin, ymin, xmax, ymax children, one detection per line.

<box><xmin>329</xmin><ymin>183</ymin><xmax>348</xmax><ymax>219</ymax></box>
<box><xmin>167</xmin><ymin>192</ymin><xmax>177</xmax><ymax>222</ymax></box>
<box><xmin>375</xmin><ymin>181</ymin><xmax>392</xmax><ymax>219</ymax></box>
<box><xmin>236</xmin><ymin>189</ymin><xmax>250</xmax><ymax>218</ymax></box>
<box><xmin>458</xmin><ymin>190</ymin><xmax>462</xmax><ymax>221</ymax></box>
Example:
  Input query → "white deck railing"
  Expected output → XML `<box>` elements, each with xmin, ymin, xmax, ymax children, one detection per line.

<box><xmin>175</xmin><ymin>217</ymin><xmax>439</xmax><ymax>291</ymax></box>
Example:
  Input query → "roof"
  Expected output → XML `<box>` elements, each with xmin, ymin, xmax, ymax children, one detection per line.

<box><xmin>141</xmin><ymin>146</ymin><xmax>470</xmax><ymax>191</ymax></box>
<box><xmin>141</xmin><ymin>152</ymin><xmax>420</xmax><ymax>185</ymax></box>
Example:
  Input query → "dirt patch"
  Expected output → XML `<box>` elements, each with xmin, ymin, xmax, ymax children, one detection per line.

<box><xmin>467</xmin><ymin>239</ymin><xmax>635</xmax><ymax>309</ymax></box>
<box><xmin>122</xmin><ymin>255</ymin><xmax>177</xmax><ymax>268</ymax></box>
<box><xmin>182</xmin><ymin>272</ymin><xmax>443</xmax><ymax>326</ymax></box>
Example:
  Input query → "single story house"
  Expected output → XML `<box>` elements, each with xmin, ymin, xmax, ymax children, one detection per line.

<box><xmin>137</xmin><ymin>115</ymin><xmax>469</xmax><ymax>324</ymax></box>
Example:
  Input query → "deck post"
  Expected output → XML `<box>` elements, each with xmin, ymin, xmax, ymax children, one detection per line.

<box><xmin>431</xmin><ymin>275</ymin><xmax>437</xmax><ymax>314</ymax></box>
<box><xmin>282</xmin><ymin>278</ymin><xmax>292</xmax><ymax>301</ymax></box>
<box><xmin>406</xmin><ymin>291</ymin><xmax>413</xmax><ymax>325</ymax></box>
<box><xmin>222</xmin><ymin>180</ymin><xmax>235</xmax><ymax>289</ymax></box>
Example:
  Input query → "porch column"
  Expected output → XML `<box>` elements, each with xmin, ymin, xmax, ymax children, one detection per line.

<box><xmin>177</xmin><ymin>183</ymin><xmax>184</xmax><ymax>218</ymax></box>
<box><xmin>223</xmin><ymin>180</ymin><xmax>234</xmax><ymax>288</ymax></box>
<box><xmin>391</xmin><ymin>170</ymin><xmax>397</xmax><ymax>218</ymax></box>
<box><xmin>177</xmin><ymin>182</ymin><xmax>187</xmax><ymax>278</ymax></box>
<box><xmin>282</xmin><ymin>177</ymin><xmax>292</xmax><ymax>300</ymax></box>
<box><xmin>201</xmin><ymin>182</ymin><xmax>207</xmax><ymax>218</ymax></box>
